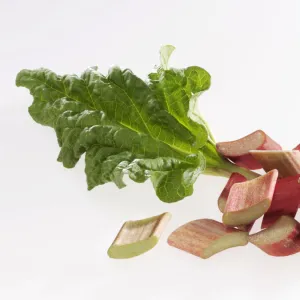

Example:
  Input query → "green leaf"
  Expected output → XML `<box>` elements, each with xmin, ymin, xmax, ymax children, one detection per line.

<box><xmin>151</xmin><ymin>169</ymin><xmax>199</xmax><ymax>202</ymax></box>
<box><xmin>16</xmin><ymin>47</ymin><xmax>223</xmax><ymax>202</ymax></box>
<box><xmin>17</xmin><ymin>70</ymin><xmax>207</xmax><ymax>202</ymax></box>
<box><xmin>16</xmin><ymin>59</ymin><xmax>207</xmax><ymax>202</ymax></box>
<box><xmin>84</xmin><ymin>66</ymin><xmax>207</xmax><ymax>152</ymax></box>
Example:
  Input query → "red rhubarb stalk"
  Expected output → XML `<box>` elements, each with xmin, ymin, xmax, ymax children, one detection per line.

<box><xmin>223</xmin><ymin>170</ymin><xmax>278</xmax><ymax>226</ymax></box>
<box><xmin>218</xmin><ymin>173</ymin><xmax>247</xmax><ymax>213</ymax></box>
<box><xmin>167</xmin><ymin>219</ymin><xmax>248</xmax><ymax>259</ymax></box>
<box><xmin>108</xmin><ymin>212</ymin><xmax>171</xmax><ymax>259</ymax></box>
<box><xmin>216</xmin><ymin>130</ymin><xmax>281</xmax><ymax>170</ymax></box>
<box><xmin>294</xmin><ymin>144</ymin><xmax>300</xmax><ymax>151</ymax></box>
<box><xmin>249</xmin><ymin>216</ymin><xmax>300</xmax><ymax>256</ymax></box>
<box><xmin>262</xmin><ymin>175</ymin><xmax>300</xmax><ymax>228</ymax></box>
<box><xmin>250</xmin><ymin>150</ymin><xmax>300</xmax><ymax>178</ymax></box>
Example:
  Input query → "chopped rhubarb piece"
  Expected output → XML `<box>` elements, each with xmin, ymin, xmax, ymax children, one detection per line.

<box><xmin>107</xmin><ymin>212</ymin><xmax>171</xmax><ymax>259</ymax></box>
<box><xmin>262</xmin><ymin>175</ymin><xmax>300</xmax><ymax>228</ymax></box>
<box><xmin>167</xmin><ymin>219</ymin><xmax>248</xmax><ymax>259</ymax></box>
<box><xmin>223</xmin><ymin>170</ymin><xmax>278</xmax><ymax>226</ymax></box>
<box><xmin>249</xmin><ymin>216</ymin><xmax>300</xmax><ymax>256</ymax></box>
<box><xmin>218</xmin><ymin>173</ymin><xmax>247</xmax><ymax>213</ymax></box>
<box><xmin>237</xmin><ymin>223</ymin><xmax>254</xmax><ymax>233</ymax></box>
<box><xmin>216</xmin><ymin>130</ymin><xmax>281</xmax><ymax>170</ymax></box>
<box><xmin>250</xmin><ymin>150</ymin><xmax>300</xmax><ymax>178</ymax></box>
<box><xmin>294</xmin><ymin>144</ymin><xmax>300</xmax><ymax>151</ymax></box>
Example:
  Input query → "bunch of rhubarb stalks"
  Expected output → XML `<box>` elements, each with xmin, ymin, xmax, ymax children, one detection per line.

<box><xmin>168</xmin><ymin>130</ymin><xmax>300</xmax><ymax>258</ymax></box>
<box><xmin>108</xmin><ymin>130</ymin><xmax>300</xmax><ymax>259</ymax></box>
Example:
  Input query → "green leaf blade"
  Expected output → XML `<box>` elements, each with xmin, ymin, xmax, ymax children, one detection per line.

<box><xmin>16</xmin><ymin>47</ymin><xmax>215</xmax><ymax>202</ymax></box>
<box><xmin>149</xmin><ymin>65</ymin><xmax>211</xmax><ymax>149</ymax></box>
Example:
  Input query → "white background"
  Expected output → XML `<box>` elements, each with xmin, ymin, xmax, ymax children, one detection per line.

<box><xmin>1</xmin><ymin>0</ymin><xmax>300</xmax><ymax>299</ymax></box>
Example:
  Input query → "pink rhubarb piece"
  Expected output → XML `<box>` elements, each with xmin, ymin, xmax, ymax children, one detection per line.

<box><xmin>250</xmin><ymin>150</ymin><xmax>300</xmax><ymax>178</ymax></box>
<box><xmin>168</xmin><ymin>219</ymin><xmax>248</xmax><ymax>259</ymax></box>
<box><xmin>262</xmin><ymin>175</ymin><xmax>300</xmax><ymax>228</ymax></box>
<box><xmin>250</xmin><ymin>216</ymin><xmax>300</xmax><ymax>256</ymax></box>
<box><xmin>223</xmin><ymin>170</ymin><xmax>278</xmax><ymax>226</ymax></box>
<box><xmin>216</xmin><ymin>130</ymin><xmax>281</xmax><ymax>170</ymax></box>
<box><xmin>218</xmin><ymin>173</ymin><xmax>247</xmax><ymax>213</ymax></box>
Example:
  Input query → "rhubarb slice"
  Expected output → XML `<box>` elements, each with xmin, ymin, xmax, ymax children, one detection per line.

<box><xmin>167</xmin><ymin>219</ymin><xmax>248</xmax><ymax>259</ymax></box>
<box><xmin>249</xmin><ymin>216</ymin><xmax>300</xmax><ymax>256</ymax></box>
<box><xmin>294</xmin><ymin>144</ymin><xmax>300</xmax><ymax>151</ymax></box>
<box><xmin>218</xmin><ymin>173</ymin><xmax>247</xmax><ymax>213</ymax></box>
<box><xmin>108</xmin><ymin>212</ymin><xmax>171</xmax><ymax>259</ymax></box>
<box><xmin>262</xmin><ymin>175</ymin><xmax>300</xmax><ymax>228</ymax></box>
<box><xmin>223</xmin><ymin>170</ymin><xmax>278</xmax><ymax>226</ymax></box>
<box><xmin>250</xmin><ymin>150</ymin><xmax>300</xmax><ymax>178</ymax></box>
<box><xmin>216</xmin><ymin>130</ymin><xmax>281</xmax><ymax>170</ymax></box>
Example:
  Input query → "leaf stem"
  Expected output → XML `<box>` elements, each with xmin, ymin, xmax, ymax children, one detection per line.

<box><xmin>204</xmin><ymin>160</ymin><xmax>260</xmax><ymax>180</ymax></box>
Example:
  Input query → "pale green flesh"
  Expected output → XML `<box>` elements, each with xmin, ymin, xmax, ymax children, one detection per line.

<box><xmin>203</xmin><ymin>232</ymin><xmax>248</xmax><ymax>258</ymax></box>
<box><xmin>223</xmin><ymin>200</ymin><xmax>270</xmax><ymax>226</ymax></box>
<box><xmin>107</xmin><ymin>236</ymin><xmax>158</xmax><ymax>259</ymax></box>
<box><xmin>218</xmin><ymin>197</ymin><xmax>226</xmax><ymax>213</ymax></box>
<box><xmin>249</xmin><ymin>216</ymin><xmax>296</xmax><ymax>245</ymax></box>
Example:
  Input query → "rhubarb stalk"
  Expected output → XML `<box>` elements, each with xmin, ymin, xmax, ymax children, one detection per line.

<box><xmin>294</xmin><ymin>144</ymin><xmax>300</xmax><ymax>151</ymax></box>
<box><xmin>218</xmin><ymin>173</ymin><xmax>247</xmax><ymax>213</ymax></box>
<box><xmin>216</xmin><ymin>130</ymin><xmax>281</xmax><ymax>170</ymax></box>
<box><xmin>262</xmin><ymin>175</ymin><xmax>300</xmax><ymax>228</ymax></box>
<box><xmin>223</xmin><ymin>170</ymin><xmax>278</xmax><ymax>226</ymax></box>
<box><xmin>250</xmin><ymin>150</ymin><xmax>300</xmax><ymax>178</ymax></box>
<box><xmin>249</xmin><ymin>216</ymin><xmax>300</xmax><ymax>256</ymax></box>
<box><xmin>168</xmin><ymin>219</ymin><xmax>248</xmax><ymax>259</ymax></box>
<box><xmin>108</xmin><ymin>212</ymin><xmax>171</xmax><ymax>259</ymax></box>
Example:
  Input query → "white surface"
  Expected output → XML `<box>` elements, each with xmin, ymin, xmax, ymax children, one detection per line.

<box><xmin>1</xmin><ymin>0</ymin><xmax>300</xmax><ymax>299</ymax></box>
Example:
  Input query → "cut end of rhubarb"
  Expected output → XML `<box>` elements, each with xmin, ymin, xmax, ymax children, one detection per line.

<box><xmin>250</xmin><ymin>150</ymin><xmax>300</xmax><ymax>178</ymax></box>
<box><xmin>216</xmin><ymin>130</ymin><xmax>281</xmax><ymax>170</ymax></box>
<box><xmin>108</xmin><ymin>236</ymin><xmax>158</xmax><ymax>259</ymax></box>
<box><xmin>223</xmin><ymin>200</ymin><xmax>270</xmax><ymax>226</ymax></box>
<box><xmin>205</xmin><ymin>231</ymin><xmax>248</xmax><ymax>258</ymax></box>
<box><xmin>249</xmin><ymin>216</ymin><xmax>300</xmax><ymax>256</ymax></box>
<box><xmin>167</xmin><ymin>219</ymin><xmax>248</xmax><ymax>259</ymax></box>
<box><xmin>108</xmin><ymin>212</ymin><xmax>171</xmax><ymax>259</ymax></box>
<box><xmin>250</xmin><ymin>216</ymin><xmax>296</xmax><ymax>245</ymax></box>
<box><xmin>223</xmin><ymin>170</ymin><xmax>278</xmax><ymax>226</ymax></box>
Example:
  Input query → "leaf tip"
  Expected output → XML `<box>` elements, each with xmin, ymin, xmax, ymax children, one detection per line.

<box><xmin>15</xmin><ymin>69</ymin><xmax>27</xmax><ymax>87</ymax></box>
<box><xmin>160</xmin><ymin>45</ymin><xmax>176</xmax><ymax>70</ymax></box>
<box><xmin>87</xmin><ymin>184</ymin><xmax>94</xmax><ymax>191</ymax></box>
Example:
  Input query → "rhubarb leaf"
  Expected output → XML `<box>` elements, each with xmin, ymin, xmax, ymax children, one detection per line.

<box><xmin>16</xmin><ymin>46</ymin><xmax>257</xmax><ymax>202</ymax></box>
<box><xmin>16</xmin><ymin>60</ymin><xmax>208</xmax><ymax>202</ymax></box>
